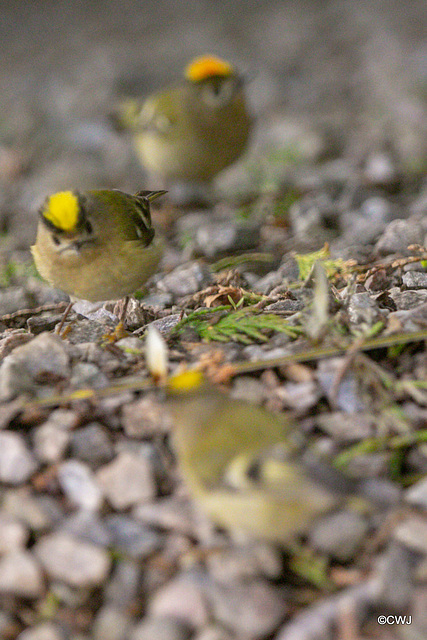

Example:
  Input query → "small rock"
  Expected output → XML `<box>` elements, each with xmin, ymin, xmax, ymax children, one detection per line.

<box><xmin>129</xmin><ymin>616</ymin><xmax>192</xmax><ymax>640</ymax></box>
<box><xmin>70</xmin><ymin>362</ymin><xmax>109</xmax><ymax>390</ymax></box>
<box><xmin>17</xmin><ymin>623</ymin><xmax>64</xmax><ymax>640</ymax></box>
<box><xmin>122</xmin><ymin>396</ymin><xmax>173</xmax><ymax>437</ymax></box>
<box><xmin>230</xmin><ymin>377</ymin><xmax>266</xmax><ymax>404</ymax></box>
<box><xmin>105</xmin><ymin>514</ymin><xmax>161</xmax><ymax>559</ymax></box>
<box><xmin>402</xmin><ymin>271</ymin><xmax>427</xmax><ymax>290</ymax></box>
<box><xmin>61</xmin><ymin>510</ymin><xmax>112</xmax><ymax>547</ymax></box>
<box><xmin>347</xmin><ymin>292</ymin><xmax>384</xmax><ymax>326</ymax></box>
<box><xmin>0</xmin><ymin>514</ymin><xmax>29</xmax><ymax>553</ymax></box>
<box><xmin>33</xmin><ymin>409</ymin><xmax>77</xmax><ymax>463</ymax></box>
<box><xmin>317</xmin><ymin>358</ymin><xmax>365</xmax><ymax>413</ymax></box>
<box><xmin>157</xmin><ymin>262</ymin><xmax>213</xmax><ymax>299</ymax></box>
<box><xmin>363</xmin><ymin>152</ymin><xmax>397</xmax><ymax>186</ymax></box>
<box><xmin>0</xmin><ymin>332</ymin><xmax>70</xmax><ymax>400</ymax></box>
<box><xmin>394</xmin><ymin>516</ymin><xmax>427</xmax><ymax>555</ymax></box>
<box><xmin>2</xmin><ymin>488</ymin><xmax>63</xmax><ymax>531</ymax></box>
<box><xmin>194</xmin><ymin>220</ymin><xmax>261</xmax><ymax>257</ymax></box>
<box><xmin>206</xmin><ymin>543</ymin><xmax>283</xmax><ymax>582</ymax></box>
<box><xmin>70</xmin><ymin>423</ymin><xmax>114</xmax><ymax>464</ymax></box>
<box><xmin>0</xmin><ymin>287</ymin><xmax>34</xmax><ymax>315</ymax></box>
<box><xmin>207</xmin><ymin>578</ymin><xmax>287</xmax><ymax>638</ymax></box>
<box><xmin>134</xmin><ymin>497</ymin><xmax>197</xmax><ymax>536</ymax></box>
<box><xmin>389</xmin><ymin>288</ymin><xmax>427</xmax><ymax>310</ymax></box>
<box><xmin>375</xmin><ymin>218</ymin><xmax>425</xmax><ymax>255</ymax></box>
<box><xmin>192</xmin><ymin>626</ymin><xmax>233</xmax><ymax>640</ymax></box>
<box><xmin>0</xmin><ymin>550</ymin><xmax>44</xmax><ymax>598</ymax></box>
<box><xmin>309</xmin><ymin>510</ymin><xmax>369</xmax><ymax>561</ymax></box>
<box><xmin>405</xmin><ymin>477</ymin><xmax>427</xmax><ymax>509</ymax></box>
<box><xmin>273</xmin><ymin>381</ymin><xmax>320</xmax><ymax>413</ymax></box>
<box><xmin>316</xmin><ymin>412</ymin><xmax>374</xmax><ymax>442</ymax></box>
<box><xmin>96</xmin><ymin>451</ymin><xmax>157</xmax><ymax>509</ymax></box>
<box><xmin>376</xmin><ymin>542</ymin><xmax>416</xmax><ymax>610</ymax></box>
<box><xmin>34</xmin><ymin>532</ymin><xmax>111</xmax><ymax>587</ymax></box>
<box><xmin>57</xmin><ymin>460</ymin><xmax>103</xmax><ymax>511</ymax></box>
<box><xmin>0</xmin><ymin>432</ymin><xmax>38</xmax><ymax>483</ymax></box>
<box><xmin>93</xmin><ymin>606</ymin><xmax>132</xmax><ymax>640</ymax></box>
<box><xmin>104</xmin><ymin>559</ymin><xmax>141</xmax><ymax>607</ymax></box>
<box><xmin>145</xmin><ymin>314</ymin><xmax>183</xmax><ymax>338</ymax></box>
<box><xmin>149</xmin><ymin>573</ymin><xmax>210</xmax><ymax>628</ymax></box>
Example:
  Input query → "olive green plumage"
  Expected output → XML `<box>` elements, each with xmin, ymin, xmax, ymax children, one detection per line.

<box><xmin>116</xmin><ymin>55</ymin><xmax>252</xmax><ymax>183</ymax></box>
<box><xmin>168</xmin><ymin>385</ymin><xmax>354</xmax><ymax>545</ymax></box>
<box><xmin>31</xmin><ymin>189</ymin><xmax>165</xmax><ymax>302</ymax></box>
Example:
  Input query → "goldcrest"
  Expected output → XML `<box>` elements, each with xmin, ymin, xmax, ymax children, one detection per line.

<box><xmin>116</xmin><ymin>54</ymin><xmax>252</xmax><ymax>183</ymax></box>
<box><xmin>168</xmin><ymin>380</ymin><xmax>360</xmax><ymax>546</ymax></box>
<box><xmin>31</xmin><ymin>189</ymin><xmax>165</xmax><ymax>304</ymax></box>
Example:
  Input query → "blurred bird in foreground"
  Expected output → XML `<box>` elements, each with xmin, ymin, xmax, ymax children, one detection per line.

<box><xmin>114</xmin><ymin>55</ymin><xmax>252</xmax><ymax>188</ymax></box>
<box><xmin>167</xmin><ymin>374</ymin><xmax>361</xmax><ymax>546</ymax></box>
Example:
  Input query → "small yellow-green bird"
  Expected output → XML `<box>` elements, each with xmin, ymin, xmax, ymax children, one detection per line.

<box><xmin>31</xmin><ymin>189</ymin><xmax>165</xmax><ymax>324</ymax></box>
<box><xmin>115</xmin><ymin>54</ymin><xmax>252</xmax><ymax>184</ymax></box>
<box><xmin>167</xmin><ymin>377</ymin><xmax>354</xmax><ymax>546</ymax></box>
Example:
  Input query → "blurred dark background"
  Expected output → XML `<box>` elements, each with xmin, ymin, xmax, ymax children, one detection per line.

<box><xmin>0</xmin><ymin>0</ymin><xmax>426</xmax><ymax>249</ymax></box>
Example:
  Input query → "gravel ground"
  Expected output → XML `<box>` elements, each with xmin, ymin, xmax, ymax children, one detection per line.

<box><xmin>0</xmin><ymin>1</ymin><xmax>427</xmax><ymax>639</ymax></box>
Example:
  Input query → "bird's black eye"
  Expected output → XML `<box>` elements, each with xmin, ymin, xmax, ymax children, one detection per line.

<box><xmin>52</xmin><ymin>235</ymin><xmax>60</xmax><ymax>246</ymax></box>
<box><xmin>85</xmin><ymin>220</ymin><xmax>93</xmax><ymax>234</ymax></box>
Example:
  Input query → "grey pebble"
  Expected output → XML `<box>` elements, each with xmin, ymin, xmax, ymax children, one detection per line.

<box><xmin>57</xmin><ymin>460</ymin><xmax>103</xmax><ymax>511</ymax></box>
<box><xmin>0</xmin><ymin>287</ymin><xmax>34</xmax><ymax>315</ymax></box>
<box><xmin>104</xmin><ymin>559</ymin><xmax>141</xmax><ymax>608</ymax></box>
<box><xmin>34</xmin><ymin>532</ymin><xmax>111</xmax><ymax>587</ymax></box>
<box><xmin>33</xmin><ymin>409</ymin><xmax>77</xmax><ymax>463</ymax></box>
<box><xmin>0</xmin><ymin>550</ymin><xmax>44</xmax><ymax>598</ymax></box>
<box><xmin>405</xmin><ymin>477</ymin><xmax>427</xmax><ymax>509</ymax></box>
<box><xmin>309</xmin><ymin>510</ymin><xmax>369</xmax><ymax>561</ymax></box>
<box><xmin>149</xmin><ymin>573</ymin><xmax>210</xmax><ymax>628</ymax></box>
<box><xmin>105</xmin><ymin>514</ymin><xmax>162</xmax><ymax>559</ymax></box>
<box><xmin>402</xmin><ymin>271</ymin><xmax>427</xmax><ymax>290</ymax></box>
<box><xmin>194</xmin><ymin>220</ymin><xmax>260</xmax><ymax>257</ymax></box>
<box><xmin>389</xmin><ymin>288</ymin><xmax>427</xmax><ymax>310</ymax></box>
<box><xmin>93</xmin><ymin>606</ymin><xmax>132</xmax><ymax>640</ymax></box>
<box><xmin>2</xmin><ymin>488</ymin><xmax>63</xmax><ymax>531</ymax></box>
<box><xmin>70</xmin><ymin>362</ymin><xmax>109</xmax><ymax>390</ymax></box>
<box><xmin>122</xmin><ymin>396</ymin><xmax>173</xmax><ymax>438</ymax></box>
<box><xmin>207</xmin><ymin>578</ymin><xmax>287</xmax><ymax>639</ymax></box>
<box><xmin>394</xmin><ymin>516</ymin><xmax>427</xmax><ymax>555</ymax></box>
<box><xmin>61</xmin><ymin>510</ymin><xmax>112</xmax><ymax>547</ymax></box>
<box><xmin>129</xmin><ymin>615</ymin><xmax>192</xmax><ymax>640</ymax></box>
<box><xmin>157</xmin><ymin>262</ymin><xmax>213</xmax><ymax>299</ymax></box>
<box><xmin>133</xmin><ymin>496</ymin><xmax>197</xmax><ymax>536</ymax></box>
<box><xmin>375</xmin><ymin>541</ymin><xmax>417</xmax><ymax>610</ymax></box>
<box><xmin>145</xmin><ymin>314</ymin><xmax>183</xmax><ymax>338</ymax></box>
<box><xmin>230</xmin><ymin>376</ymin><xmax>266</xmax><ymax>404</ymax></box>
<box><xmin>316</xmin><ymin>411</ymin><xmax>374</xmax><ymax>442</ymax></box>
<box><xmin>347</xmin><ymin>292</ymin><xmax>384</xmax><ymax>326</ymax></box>
<box><xmin>206</xmin><ymin>543</ymin><xmax>283</xmax><ymax>582</ymax></box>
<box><xmin>96</xmin><ymin>451</ymin><xmax>157</xmax><ymax>509</ymax></box>
<box><xmin>389</xmin><ymin>301</ymin><xmax>427</xmax><ymax>332</ymax></box>
<box><xmin>70</xmin><ymin>423</ymin><xmax>114</xmax><ymax>464</ymax></box>
<box><xmin>0</xmin><ymin>332</ymin><xmax>70</xmax><ymax>401</ymax></box>
<box><xmin>375</xmin><ymin>218</ymin><xmax>425</xmax><ymax>255</ymax></box>
<box><xmin>17</xmin><ymin>623</ymin><xmax>65</xmax><ymax>640</ymax></box>
<box><xmin>0</xmin><ymin>514</ymin><xmax>29</xmax><ymax>553</ymax></box>
<box><xmin>0</xmin><ymin>432</ymin><xmax>38</xmax><ymax>483</ymax></box>
<box><xmin>317</xmin><ymin>357</ymin><xmax>365</xmax><ymax>413</ymax></box>
<box><xmin>192</xmin><ymin>626</ymin><xmax>234</xmax><ymax>640</ymax></box>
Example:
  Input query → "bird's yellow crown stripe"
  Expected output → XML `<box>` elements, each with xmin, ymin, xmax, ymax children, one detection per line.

<box><xmin>42</xmin><ymin>191</ymin><xmax>79</xmax><ymax>231</ymax></box>
<box><xmin>185</xmin><ymin>55</ymin><xmax>233</xmax><ymax>82</ymax></box>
